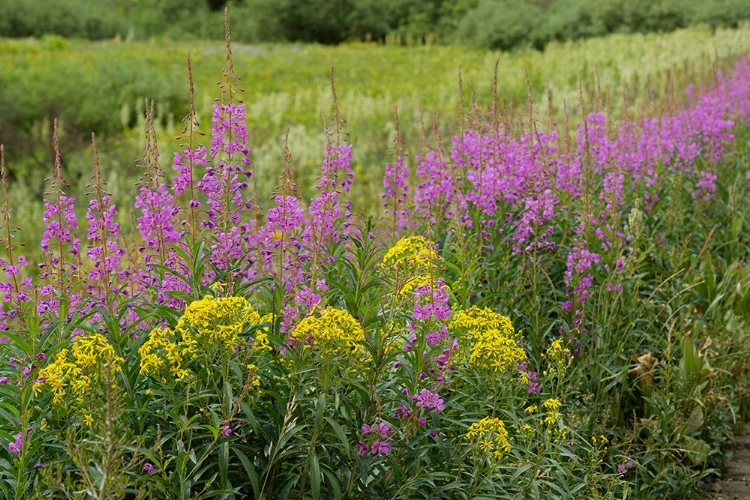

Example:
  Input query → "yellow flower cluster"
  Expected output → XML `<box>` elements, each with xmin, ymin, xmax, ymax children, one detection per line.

<box><xmin>381</xmin><ymin>236</ymin><xmax>441</xmax><ymax>274</ymax></box>
<box><xmin>449</xmin><ymin>306</ymin><xmax>515</xmax><ymax>335</ymax></box>
<box><xmin>544</xmin><ymin>338</ymin><xmax>573</xmax><ymax>378</ymax></box>
<box><xmin>253</xmin><ymin>313</ymin><xmax>275</xmax><ymax>354</ymax></box>
<box><xmin>522</xmin><ymin>400</ymin><xmax>568</xmax><ymax>444</ymax></box>
<box><xmin>469</xmin><ymin>329</ymin><xmax>527</xmax><ymax>372</ymax></box>
<box><xmin>139</xmin><ymin>296</ymin><xmax>262</xmax><ymax>382</ymax></box>
<box><xmin>35</xmin><ymin>333</ymin><xmax>124</xmax><ymax>405</ymax></box>
<box><xmin>139</xmin><ymin>326</ymin><xmax>191</xmax><ymax>382</ymax></box>
<box><xmin>543</xmin><ymin>398</ymin><xmax>563</xmax><ymax>426</ymax></box>
<box><xmin>465</xmin><ymin>416</ymin><xmax>511</xmax><ymax>460</ymax></box>
<box><xmin>381</xmin><ymin>236</ymin><xmax>443</xmax><ymax>297</ymax></box>
<box><xmin>449</xmin><ymin>306</ymin><xmax>525</xmax><ymax>372</ymax></box>
<box><xmin>291</xmin><ymin>307</ymin><xmax>366</xmax><ymax>361</ymax></box>
<box><xmin>177</xmin><ymin>296</ymin><xmax>261</xmax><ymax>353</ymax></box>
<box><xmin>545</xmin><ymin>339</ymin><xmax>571</xmax><ymax>363</ymax></box>
<box><xmin>591</xmin><ymin>434</ymin><xmax>608</xmax><ymax>447</ymax></box>
<box><xmin>542</xmin><ymin>398</ymin><xmax>568</xmax><ymax>442</ymax></box>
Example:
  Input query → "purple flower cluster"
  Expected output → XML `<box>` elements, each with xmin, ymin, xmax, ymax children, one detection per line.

<box><xmin>85</xmin><ymin>195</ymin><xmax>127</xmax><ymax>306</ymax></box>
<box><xmin>382</xmin><ymin>156</ymin><xmax>410</xmax><ymax>234</ymax></box>
<box><xmin>8</xmin><ymin>431</ymin><xmax>22</xmax><ymax>455</ymax></box>
<box><xmin>413</xmin><ymin>388</ymin><xmax>445</xmax><ymax>412</ymax></box>
<box><xmin>413</xmin><ymin>279</ymin><xmax>451</xmax><ymax>321</ymax></box>
<box><xmin>617</xmin><ymin>459</ymin><xmax>635</xmax><ymax>474</ymax></box>
<box><xmin>358</xmin><ymin>421</ymin><xmax>393</xmax><ymax>456</ymax></box>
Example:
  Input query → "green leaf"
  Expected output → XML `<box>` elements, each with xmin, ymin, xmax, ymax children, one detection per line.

<box><xmin>682</xmin><ymin>435</ymin><xmax>711</xmax><ymax>465</ymax></box>
<box><xmin>324</xmin><ymin>417</ymin><xmax>351</xmax><ymax>459</ymax></box>
<box><xmin>233</xmin><ymin>449</ymin><xmax>260</xmax><ymax>497</ymax></box>
<box><xmin>310</xmin><ymin>449</ymin><xmax>321</xmax><ymax>500</ymax></box>
<box><xmin>321</xmin><ymin>467</ymin><xmax>343</xmax><ymax>500</ymax></box>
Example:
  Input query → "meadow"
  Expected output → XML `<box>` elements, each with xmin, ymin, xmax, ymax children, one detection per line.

<box><xmin>1</xmin><ymin>16</ymin><xmax>750</xmax><ymax>500</ymax></box>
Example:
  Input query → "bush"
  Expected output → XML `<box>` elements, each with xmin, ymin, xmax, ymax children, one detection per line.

<box><xmin>0</xmin><ymin>0</ymin><xmax>126</xmax><ymax>39</ymax></box>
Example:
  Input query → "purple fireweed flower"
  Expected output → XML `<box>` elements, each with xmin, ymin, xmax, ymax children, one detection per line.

<box><xmin>414</xmin><ymin>150</ymin><xmax>454</xmax><ymax>223</ymax></box>
<box><xmin>41</xmin><ymin>194</ymin><xmax>79</xmax><ymax>254</ymax></box>
<box><xmin>382</xmin><ymin>155</ymin><xmax>410</xmax><ymax>233</ymax></box>
<box><xmin>220</xmin><ymin>425</ymin><xmax>232</xmax><ymax>438</ymax></box>
<box><xmin>393</xmin><ymin>403</ymin><xmax>411</xmax><ymax>419</ymax></box>
<box><xmin>413</xmin><ymin>280</ymin><xmax>451</xmax><ymax>321</ymax></box>
<box><xmin>356</xmin><ymin>442</ymin><xmax>369</xmax><ymax>457</ymax></box>
<box><xmin>22</xmin><ymin>367</ymin><xmax>30</xmax><ymax>377</ymax></box>
<box><xmin>172</xmin><ymin>145</ymin><xmax>207</xmax><ymax>196</ymax></box>
<box><xmin>373</xmin><ymin>422</ymin><xmax>390</xmax><ymax>439</ymax></box>
<box><xmin>143</xmin><ymin>462</ymin><xmax>156</xmax><ymax>474</ymax></box>
<box><xmin>617</xmin><ymin>460</ymin><xmax>634</xmax><ymax>474</ymax></box>
<box><xmin>318</xmin><ymin>143</ymin><xmax>354</xmax><ymax>194</ymax></box>
<box><xmin>370</xmin><ymin>440</ymin><xmax>391</xmax><ymax>455</ymax></box>
<box><xmin>0</xmin><ymin>377</ymin><xmax>8</xmax><ymax>384</ymax></box>
<box><xmin>135</xmin><ymin>184</ymin><xmax>181</xmax><ymax>251</ymax></box>
<box><xmin>36</xmin><ymin>353</ymin><xmax>46</xmax><ymax>361</ymax></box>
<box><xmin>413</xmin><ymin>389</ymin><xmax>445</xmax><ymax>412</ymax></box>
<box><xmin>8</xmin><ymin>432</ymin><xmax>22</xmax><ymax>455</ymax></box>
<box><xmin>266</xmin><ymin>195</ymin><xmax>306</xmax><ymax>236</ymax></box>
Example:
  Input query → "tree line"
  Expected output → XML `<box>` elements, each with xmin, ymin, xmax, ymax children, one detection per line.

<box><xmin>1</xmin><ymin>0</ymin><xmax>749</xmax><ymax>50</ymax></box>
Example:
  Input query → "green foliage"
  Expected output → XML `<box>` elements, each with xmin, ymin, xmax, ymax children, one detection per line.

<box><xmin>456</xmin><ymin>0</ymin><xmax>544</xmax><ymax>51</ymax></box>
<box><xmin>2</xmin><ymin>0</ymin><xmax>750</xmax><ymax>50</ymax></box>
<box><xmin>0</xmin><ymin>0</ymin><xmax>126</xmax><ymax>40</ymax></box>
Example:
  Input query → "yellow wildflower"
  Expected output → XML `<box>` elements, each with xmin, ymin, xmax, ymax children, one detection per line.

<box><xmin>177</xmin><ymin>295</ymin><xmax>261</xmax><ymax>353</ymax></box>
<box><xmin>465</xmin><ymin>417</ymin><xmax>511</xmax><ymax>460</ymax></box>
<box><xmin>381</xmin><ymin>236</ymin><xmax>441</xmax><ymax>274</ymax></box>
<box><xmin>468</xmin><ymin>328</ymin><xmax>526</xmax><ymax>372</ymax></box>
<box><xmin>543</xmin><ymin>398</ymin><xmax>562</xmax><ymax>411</ymax></box>
<box><xmin>37</xmin><ymin>334</ymin><xmax>123</xmax><ymax>405</ymax></box>
<box><xmin>291</xmin><ymin>307</ymin><xmax>366</xmax><ymax>361</ymax></box>
<box><xmin>449</xmin><ymin>306</ymin><xmax>515</xmax><ymax>336</ymax></box>
<box><xmin>138</xmin><ymin>327</ymin><xmax>172</xmax><ymax>377</ymax></box>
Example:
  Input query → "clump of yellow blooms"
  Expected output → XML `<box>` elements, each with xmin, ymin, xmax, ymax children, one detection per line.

<box><xmin>449</xmin><ymin>306</ymin><xmax>514</xmax><ymax>334</ymax></box>
<box><xmin>291</xmin><ymin>307</ymin><xmax>366</xmax><ymax>361</ymax></box>
<box><xmin>589</xmin><ymin>434</ymin><xmax>609</xmax><ymax>467</ymax></box>
<box><xmin>449</xmin><ymin>306</ymin><xmax>526</xmax><ymax>372</ymax></box>
<box><xmin>254</xmin><ymin>313</ymin><xmax>275</xmax><ymax>354</ymax></box>
<box><xmin>35</xmin><ymin>333</ymin><xmax>124</xmax><ymax>406</ymax></box>
<box><xmin>542</xmin><ymin>398</ymin><xmax>562</xmax><ymax>425</ymax></box>
<box><xmin>177</xmin><ymin>296</ymin><xmax>261</xmax><ymax>353</ymax></box>
<box><xmin>138</xmin><ymin>296</ymin><xmax>262</xmax><ymax>383</ymax></box>
<box><xmin>522</xmin><ymin>400</ymin><xmax>568</xmax><ymax>444</ymax></box>
<box><xmin>542</xmin><ymin>398</ymin><xmax>568</xmax><ymax>442</ymax></box>
<box><xmin>465</xmin><ymin>416</ymin><xmax>511</xmax><ymax>460</ymax></box>
<box><xmin>544</xmin><ymin>339</ymin><xmax>572</xmax><ymax>368</ymax></box>
<box><xmin>469</xmin><ymin>328</ymin><xmax>527</xmax><ymax>372</ymax></box>
<box><xmin>381</xmin><ymin>236</ymin><xmax>441</xmax><ymax>274</ymax></box>
<box><xmin>139</xmin><ymin>326</ymin><xmax>191</xmax><ymax>382</ymax></box>
<box><xmin>380</xmin><ymin>236</ymin><xmax>443</xmax><ymax>297</ymax></box>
